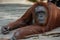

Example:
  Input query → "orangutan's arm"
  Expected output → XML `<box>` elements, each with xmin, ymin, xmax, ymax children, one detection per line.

<box><xmin>1</xmin><ymin>8</ymin><xmax>33</xmax><ymax>34</ymax></box>
<box><xmin>7</xmin><ymin>8</ymin><xmax>33</xmax><ymax>30</ymax></box>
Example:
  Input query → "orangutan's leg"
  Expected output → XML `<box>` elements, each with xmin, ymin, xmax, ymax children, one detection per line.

<box><xmin>10</xmin><ymin>25</ymin><xmax>43</xmax><ymax>40</ymax></box>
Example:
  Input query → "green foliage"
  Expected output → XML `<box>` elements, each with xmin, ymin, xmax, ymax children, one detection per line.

<box><xmin>28</xmin><ymin>0</ymin><xmax>37</xmax><ymax>2</ymax></box>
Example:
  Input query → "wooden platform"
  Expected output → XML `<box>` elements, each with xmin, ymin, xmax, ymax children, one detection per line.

<box><xmin>0</xmin><ymin>4</ymin><xmax>60</xmax><ymax>40</ymax></box>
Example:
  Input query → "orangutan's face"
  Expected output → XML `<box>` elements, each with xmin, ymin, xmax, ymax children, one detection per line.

<box><xmin>35</xmin><ymin>6</ymin><xmax>47</xmax><ymax>24</ymax></box>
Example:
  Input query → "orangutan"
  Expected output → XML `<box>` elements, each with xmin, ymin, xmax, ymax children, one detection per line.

<box><xmin>1</xmin><ymin>2</ymin><xmax>60</xmax><ymax>40</ymax></box>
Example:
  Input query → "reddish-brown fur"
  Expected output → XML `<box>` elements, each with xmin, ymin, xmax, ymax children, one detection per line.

<box><xmin>1</xmin><ymin>2</ymin><xmax>60</xmax><ymax>40</ymax></box>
